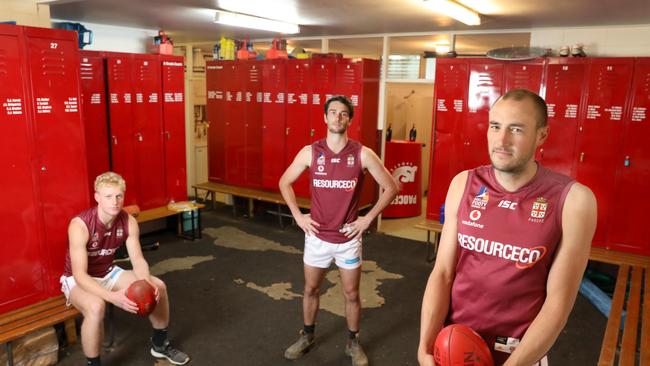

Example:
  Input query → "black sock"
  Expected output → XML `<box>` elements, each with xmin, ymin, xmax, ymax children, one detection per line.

<box><xmin>303</xmin><ymin>324</ymin><xmax>315</xmax><ymax>335</ymax></box>
<box><xmin>86</xmin><ymin>356</ymin><xmax>101</xmax><ymax>366</ymax></box>
<box><xmin>348</xmin><ymin>329</ymin><xmax>359</xmax><ymax>340</ymax></box>
<box><xmin>152</xmin><ymin>328</ymin><xmax>168</xmax><ymax>347</ymax></box>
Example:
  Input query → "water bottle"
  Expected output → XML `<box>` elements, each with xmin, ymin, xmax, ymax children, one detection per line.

<box><xmin>386</xmin><ymin>124</ymin><xmax>392</xmax><ymax>142</ymax></box>
<box><xmin>409</xmin><ymin>124</ymin><xmax>417</xmax><ymax>141</ymax></box>
<box><xmin>439</xmin><ymin>204</ymin><xmax>445</xmax><ymax>224</ymax></box>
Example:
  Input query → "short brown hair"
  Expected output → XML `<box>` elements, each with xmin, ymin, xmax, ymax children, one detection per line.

<box><xmin>94</xmin><ymin>171</ymin><xmax>126</xmax><ymax>192</ymax></box>
<box><xmin>324</xmin><ymin>95</ymin><xmax>354</xmax><ymax>119</ymax></box>
<box><xmin>494</xmin><ymin>88</ymin><xmax>548</xmax><ymax>128</ymax></box>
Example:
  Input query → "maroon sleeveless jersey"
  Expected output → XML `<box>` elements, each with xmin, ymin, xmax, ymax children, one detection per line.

<box><xmin>62</xmin><ymin>206</ymin><xmax>130</xmax><ymax>277</ymax></box>
<box><xmin>310</xmin><ymin>139</ymin><xmax>365</xmax><ymax>243</ymax></box>
<box><xmin>449</xmin><ymin>164</ymin><xmax>574</xmax><ymax>364</ymax></box>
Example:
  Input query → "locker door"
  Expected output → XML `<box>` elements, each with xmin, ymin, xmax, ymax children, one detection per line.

<box><xmin>224</xmin><ymin>61</ymin><xmax>245</xmax><ymax>186</ymax></box>
<box><xmin>607</xmin><ymin>58</ymin><xmax>650</xmax><ymax>255</ymax></box>
<box><xmin>335</xmin><ymin>58</ymin><xmax>380</xmax><ymax>207</ymax></box>
<box><xmin>504</xmin><ymin>59</ymin><xmax>545</xmax><ymax>94</ymax></box>
<box><xmin>132</xmin><ymin>54</ymin><xmax>166</xmax><ymax>209</ymax></box>
<box><xmin>0</xmin><ymin>25</ymin><xmax>47</xmax><ymax>313</ymax></box>
<box><xmin>537</xmin><ymin>58</ymin><xmax>587</xmax><ymax>176</ymax></box>
<box><xmin>262</xmin><ymin>59</ymin><xmax>287</xmax><ymax>191</ymax></box>
<box><xmin>310</xmin><ymin>58</ymin><xmax>337</xmax><ymax>142</ymax></box>
<box><xmin>575</xmin><ymin>58</ymin><xmax>634</xmax><ymax>245</ymax></box>
<box><xmin>206</xmin><ymin>61</ymin><xmax>226</xmax><ymax>182</ymax></box>
<box><xmin>244</xmin><ymin>61</ymin><xmax>263</xmax><ymax>188</ymax></box>
<box><xmin>286</xmin><ymin>59</ymin><xmax>312</xmax><ymax>198</ymax></box>
<box><xmin>426</xmin><ymin>59</ymin><xmax>469</xmax><ymax>221</ymax></box>
<box><xmin>106</xmin><ymin>53</ymin><xmax>138</xmax><ymax>205</ymax></box>
<box><xmin>24</xmin><ymin>27</ymin><xmax>90</xmax><ymax>294</ymax></box>
<box><xmin>465</xmin><ymin>59</ymin><xmax>504</xmax><ymax>170</ymax></box>
<box><xmin>79</xmin><ymin>50</ymin><xmax>110</xmax><ymax>200</ymax></box>
<box><xmin>160</xmin><ymin>55</ymin><xmax>187</xmax><ymax>202</ymax></box>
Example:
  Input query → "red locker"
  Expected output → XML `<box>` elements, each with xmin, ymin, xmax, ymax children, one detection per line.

<box><xmin>504</xmin><ymin>59</ymin><xmax>545</xmax><ymax>94</ymax></box>
<box><xmin>23</xmin><ymin>26</ymin><xmax>90</xmax><ymax>297</ymax></box>
<box><xmin>224</xmin><ymin>61</ymin><xmax>246</xmax><ymax>186</ymax></box>
<box><xmin>160</xmin><ymin>55</ymin><xmax>187</xmax><ymax>202</ymax></box>
<box><xmin>574</xmin><ymin>58</ymin><xmax>634</xmax><ymax>246</ymax></box>
<box><xmin>243</xmin><ymin>61</ymin><xmax>263</xmax><ymax>188</ymax></box>
<box><xmin>607</xmin><ymin>57</ymin><xmax>650</xmax><ymax>255</ymax></box>
<box><xmin>335</xmin><ymin>58</ymin><xmax>380</xmax><ymax>207</ymax></box>
<box><xmin>206</xmin><ymin>60</ymin><xmax>226</xmax><ymax>182</ymax></box>
<box><xmin>105</xmin><ymin>53</ymin><xmax>138</xmax><ymax>205</ymax></box>
<box><xmin>0</xmin><ymin>24</ymin><xmax>48</xmax><ymax>313</ymax></box>
<box><xmin>310</xmin><ymin>58</ymin><xmax>337</xmax><ymax>142</ymax></box>
<box><xmin>426</xmin><ymin>58</ymin><xmax>470</xmax><ymax>220</ymax></box>
<box><xmin>537</xmin><ymin>58</ymin><xmax>588</xmax><ymax>176</ymax></box>
<box><xmin>262</xmin><ymin>59</ymin><xmax>287</xmax><ymax>191</ymax></box>
<box><xmin>131</xmin><ymin>54</ymin><xmax>166</xmax><ymax>209</ymax></box>
<box><xmin>464</xmin><ymin>59</ymin><xmax>504</xmax><ymax>170</ymax></box>
<box><xmin>286</xmin><ymin>59</ymin><xmax>312</xmax><ymax>198</ymax></box>
<box><xmin>79</xmin><ymin>50</ymin><xmax>110</xmax><ymax>199</ymax></box>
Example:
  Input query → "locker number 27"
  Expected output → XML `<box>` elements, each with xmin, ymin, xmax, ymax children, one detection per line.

<box><xmin>50</xmin><ymin>42</ymin><xmax>58</xmax><ymax>49</ymax></box>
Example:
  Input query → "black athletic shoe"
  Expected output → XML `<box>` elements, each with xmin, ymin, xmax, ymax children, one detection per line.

<box><xmin>150</xmin><ymin>339</ymin><xmax>190</xmax><ymax>365</ymax></box>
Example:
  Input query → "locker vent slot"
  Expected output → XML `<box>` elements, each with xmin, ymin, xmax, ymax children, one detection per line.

<box><xmin>0</xmin><ymin>49</ymin><xmax>7</xmax><ymax>76</ymax></box>
<box><xmin>40</xmin><ymin>50</ymin><xmax>65</xmax><ymax>76</ymax></box>
<box><xmin>80</xmin><ymin>62</ymin><xmax>94</xmax><ymax>80</ymax></box>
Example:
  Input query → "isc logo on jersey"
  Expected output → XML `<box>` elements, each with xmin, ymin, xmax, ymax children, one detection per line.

<box><xmin>471</xmin><ymin>186</ymin><xmax>489</xmax><ymax>210</ymax></box>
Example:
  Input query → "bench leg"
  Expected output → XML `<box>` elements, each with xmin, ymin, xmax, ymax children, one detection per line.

<box><xmin>64</xmin><ymin>318</ymin><xmax>78</xmax><ymax>345</ymax></box>
<box><xmin>104</xmin><ymin>303</ymin><xmax>115</xmax><ymax>348</ymax></box>
<box><xmin>426</xmin><ymin>231</ymin><xmax>435</xmax><ymax>262</ymax></box>
<box><xmin>6</xmin><ymin>342</ymin><xmax>13</xmax><ymax>366</ymax></box>
<box><xmin>277</xmin><ymin>204</ymin><xmax>284</xmax><ymax>228</ymax></box>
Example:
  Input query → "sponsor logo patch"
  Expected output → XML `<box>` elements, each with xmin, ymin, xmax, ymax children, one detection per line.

<box><xmin>529</xmin><ymin>197</ymin><xmax>548</xmax><ymax>223</ymax></box>
<box><xmin>471</xmin><ymin>186</ymin><xmax>489</xmax><ymax>210</ymax></box>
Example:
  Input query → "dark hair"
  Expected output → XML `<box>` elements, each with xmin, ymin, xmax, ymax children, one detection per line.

<box><xmin>324</xmin><ymin>95</ymin><xmax>354</xmax><ymax>119</ymax></box>
<box><xmin>494</xmin><ymin>88</ymin><xmax>548</xmax><ymax>128</ymax></box>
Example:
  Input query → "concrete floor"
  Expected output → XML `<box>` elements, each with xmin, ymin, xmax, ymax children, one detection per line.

<box><xmin>56</xmin><ymin>206</ymin><xmax>606</xmax><ymax>365</ymax></box>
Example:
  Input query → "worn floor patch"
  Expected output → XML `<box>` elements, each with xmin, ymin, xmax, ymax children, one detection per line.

<box><xmin>204</xmin><ymin>226</ymin><xmax>302</xmax><ymax>254</ymax></box>
<box><xmin>235</xmin><ymin>260</ymin><xmax>403</xmax><ymax>317</ymax></box>
<box><xmin>150</xmin><ymin>256</ymin><xmax>215</xmax><ymax>276</ymax></box>
<box><xmin>234</xmin><ymin>278</ymin><xmax>302</xmax><ymax>300</ymax></box>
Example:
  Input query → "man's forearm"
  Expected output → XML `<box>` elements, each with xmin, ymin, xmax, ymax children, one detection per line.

<box><xmin>364</xmin><ymin>185</ymin><xmax>397</xmax><ymax>221</ymax></box>
<box><xmin>279</xmin><ymin>183</ymin><xmax>303</xmax><ymax>218</ymax></box>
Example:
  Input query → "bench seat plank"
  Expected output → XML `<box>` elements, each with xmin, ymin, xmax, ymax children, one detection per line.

<box><xmin>620</xmin><ymin>266</ymin><xmax>642</xmax><ymax>365</ymax></box>
<box><xmin>598</xmin><ymin>264</ymin><xmax>629</xmax><ymax>366</ymax></box>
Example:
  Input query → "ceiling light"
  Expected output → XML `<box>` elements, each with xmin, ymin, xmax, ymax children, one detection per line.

<box><xmin>422</xmin><ymin>0</ymin><xmax>481</xmax><ymax>26</ymax></box>
<box><xmin>214</xmin><ymin>10</ymin><xmax>300</xmax><ymax>34</ymax></box>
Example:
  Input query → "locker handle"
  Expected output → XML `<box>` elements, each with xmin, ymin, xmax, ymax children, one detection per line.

<box><xmin>286</xmin><ymin>127</ymin><xmax>290</xmax><ymax>135</ymax></box>
<box><xmin>136</xmin><ymin>133</ymin><xmax>143</xmax><ymax>142</ymax></box>
<box><xmin>624</xmin><ymin>156</ymin><xmax>630</xmax><ymax>167</ymax></box>
<box><xmin>165</xmin><ymin>131</ymin><xmax>171</xmax><ymax>140</ymax></box>
<box><xmin>539</xmin><ymin>148</ymin><xmax>544</xmax><ymax>158</ymax></box>
<box><xmin>579</xmin><ymin>152</ymin><xmax>585</xmax><ymax>163</ymax></box>
<box><xmin>112</xmin><ymin>136</ymin><xmax>118</xmax><ymax>145</ymax></box>
<box><xmin>310</xmin><ymin>129</ymin><xmax>314</xmax><ymax>137</ymax></box>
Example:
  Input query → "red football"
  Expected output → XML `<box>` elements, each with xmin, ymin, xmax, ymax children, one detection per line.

<box><xmin>434</xmin><ymin>324</ymin><xmax>494</xmax><ymax>366</ymax></box>
<box><xmin>126</xmin><ymin>279</ymin><xmax>157</xmax><ymax>317</ymax></box>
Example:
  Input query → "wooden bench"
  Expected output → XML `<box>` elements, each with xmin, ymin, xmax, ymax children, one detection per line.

<box><xmin>126</xmin><ymin>202</ymin><xmax>206</xmax><ymax>240</ymax></box>
<box><xmin>0</xmin><ymin>295</ymin><xmax>79</xmax><ymax>366</ymax></box>
<box><xmin>414</xmin><ymin>219</ymin><xmax>444</xmax><ymax>262</ymax></box>
<box><xmin>193</xmin><ymin>181</ymin><xmax>311</xmax><ymax>226</ymax></box>
<box><xmin>589</xmin><ymin>247</ymin><xmax>650</xmax><ymax>366</ymax></box>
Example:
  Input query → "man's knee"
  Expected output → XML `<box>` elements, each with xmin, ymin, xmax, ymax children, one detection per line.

<box><xmin>304</xmin><ymin>285</ymin><xmax>321</xmax><ymax>298</ymax></box>
<box><xmin>83</xmin><ymin>298</ymin><xmax>106</xmax><ymax>321</ymax></box>
<box><xmin>151</xmin><ymin>276</ymin><xmax>167</xmax><ymax>295</ymax></box>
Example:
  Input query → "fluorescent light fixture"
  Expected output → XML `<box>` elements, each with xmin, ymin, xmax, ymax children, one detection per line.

<box><xmin>422</xmin><ymin>0</ymin><xmax>481</xmax><ymax>26</ymax></box>
<box><xmin>214</xmin><ymin>10</ymin><xmax>300</xmax><ymax>34</ymax></box>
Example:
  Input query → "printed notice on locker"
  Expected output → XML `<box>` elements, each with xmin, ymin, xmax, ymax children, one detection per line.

<box><xmin>564</xmin><ymin>104</ymin><xmax>578</xmax><ymax>118</ymax></box>
<box><xmin>547</xmin><ymin>103</ymin><xmax>555</xmax><ymax>117</ymax></box>
<box><xmin>64</xmin><ymin>97</ymin><xmax>78</xmax><ymax>113</ymax></box>
<box><xmin>36</xmin><ymin>97</ymin><xmax>52</xmax><ymax>114</ymax></box>
<box><xmin>453</xmin><ymin>100</ymin><xmax>463</xmax><ymax>112</ymax></box>
<box><xmin>632</xmin><ymin>107</ymin><xmax>646</xmax><ymax>122</ymax></box>
<box><xmin>91</xmin><ymin>93</ymin><xmax>101</xmax><ymax>104</ymax></box>
<box><xmin>437</xmin><ymin>99</ymin><xmax>447</xmax><ymax>112</ymax></box>
<box><xmin>586</xmin><ymin>105</ymin><xmax>601</xmax><ymax>119</ymax></box>
<box><xmin>3</xmin><ymin>98</ymin><xmax>23</xmax><ymax>116</ymax></box>
<box><xmin>148</xmin><ymin>93</ymin><xmax>158</xmax><ymax>103</ymax></box>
